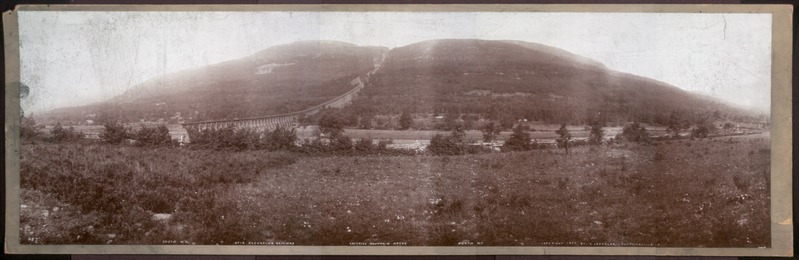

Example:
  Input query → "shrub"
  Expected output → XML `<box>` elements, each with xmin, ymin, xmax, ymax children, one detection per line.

<box><xmin>20</xmin><ymin>117</ymin><xmax>43</xmax><ymax>141</ymax></box>
<box><xmin>481</xmin><ymin>121</ymin><xmax>501</xmax><ymax>143</ymax></box>
<box><xmin>503</xmin><ymin>124</ymin><xmax>531</xmax><ymax>151</ymax></box>
<box><xmin>50</xmin><ymin>122</ymin><xmax>84</xmax><ymax>142</ymax></box>
<box><xmin>429</xmin><ymin>123</ymin><xmax>469</xmax><ymax>156</ymax></box>
<box><xmin>297</xmin><ymin>138</ymin><xmax>329</xmax><ymax>155</ymax></box>
<box><xmin>263</xmin><ymin>126</ymin><xmax>297</xmax><ymax>151</ymax></box>
<box><xmin>187</xmin><ymin>126</ymin><xmax>296</xmax><ymax>152</ymax></box>
<box><xmin>132</xmin><ymin>124</ymin><xmax>174</xmax><ymax>147</ymax></box>
<box><xmin>399</xmin><ymin>110</ymin><xmax>413</xmax><ymax>130</ymax></box>
<box><xmin>622</xmin><ymin>122</ymin><xmax>649</xmax><ymax>143</ymax></box>
<box><xmin>100</xmin><ymin>121</ymin><xmax>128</xmax><ymax>144</ymax></box>
<box><xmin>588</xmin><ymin>120</ymin><xmax>604</xmax><ymax>145</ymax></box>
<box><xmin>555</xmin><ymin>124</ymin><xmax>572</xmax><ymax>154</ymax></box>
<box><xmin>318</xmin><ymin>110</ymin><xmax>346</xmax><ymax>137</ymax></box>
<box><xmin>329</xmin><ymin>133</ymin><xmax>353</xmax><ymax>151</ymax></box>
<box><xmin>428</xmin><ymin>134</ymin><xmax>463</xmax><ymax>156</ymax></box>
<box><xmin>230</xmin><ymin>128</ymin><xmax>261</xmax><ymax>151</ymax></box>
<box><xmin>354</xmin><ymin>137</ymin><xmax>375</xmax><ymax>152</ymax></box>
<box><xmin>691</xmin><ymin>122</ymin><xmax>716</xmax><ymax>138</ymax></box>
<box><xmin>723</xmin><ymin>122</ymin><xmax>735</xmax><ymax>130</ymax></box>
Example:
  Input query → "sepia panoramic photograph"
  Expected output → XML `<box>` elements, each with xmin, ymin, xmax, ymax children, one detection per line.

<box><xmin>4</xmin><ymin>5</ymin><xmax>791</xmax><ymax>255</ymax></box>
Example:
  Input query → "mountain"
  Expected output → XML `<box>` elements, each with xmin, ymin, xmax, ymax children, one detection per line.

<box><xmin>44</xmin><ymin>41</ymin><xmax>386</xmax><ymax>123</ymax></box>
<box><xmin>41</xmin><ymin>39</ymin><xmax>761</xmax><ymax>126</ymax></box>
<box><xmin>347</xmin><ymin>39</ymin><xmax>758</xmax><ymax>124</ymax></box>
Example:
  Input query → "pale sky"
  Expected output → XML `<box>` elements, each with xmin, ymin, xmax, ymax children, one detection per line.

<box><xmin>18</xmin><ymin>11</ymin><xmax>772</xmax><ymax>114</ymax></box>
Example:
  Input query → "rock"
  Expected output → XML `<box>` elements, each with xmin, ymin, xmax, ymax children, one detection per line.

<box><xmin>152</xmin><ymin>213</ymin><xmax>173</xmax><ymax>222</ymax></box>
<box><xmin>107</xmin><ymin>233</ymin><xmax>116</xmax><ymax>239</ymax></box>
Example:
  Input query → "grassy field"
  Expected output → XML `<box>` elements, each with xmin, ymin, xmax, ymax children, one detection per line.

<box><xmin>19</xmin><ymin>134</ymin><xmax>769</xmax><ymax>246</ymax></box>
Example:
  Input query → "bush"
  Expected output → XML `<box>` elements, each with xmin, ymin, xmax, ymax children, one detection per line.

<box><xmin>100</xmin><ymin>122</ymin><xmax>128</xmax><ymax>144</ymax></box>
<box><xmin>49</xmin><ymin>122</ymin><xmax>84</xmax><ymax>142</ymax></box>
<box><xmin>503</xmin><ymin>125</ymin><xmax>531</xmax><ymax>151</ymax></box>
<box><xmin>132</xmin><ymin>124</ymin><xmax>174</xmax><ymax>147</ymax></box>
<box><xmin>318</xmin><ymin>110</ymin><xmax>346</xmax><ymax>137</ymax></box>
<box><xmin>329</xmin><ymin>133</ymin><xmax>353</xmax><ymax>151</ymax></box>
<box><xmin>481</xmin><ymin>121</ymin><xmax>501</xmax><ymax>143</ymax></box>
<box><xmin>555</xmin><ymin>124</ymin><xmax>572</xmax><ymax>154</ymax></box>
<box><xmin>588</xmin><ymin>120</ymin><xmax>604</xmax><ymax>145</ymax></box>
<box><xmin>622</xmin><ymin>122</ymin><xmax>649</xmax><ymax>143</ymax></box>
<box><xmin>187</xmin><ymin>126</ymin><xmax>297</xmax><ymax>152</ymax></box>
<box><xmin>263</xmin><ymin>126</ymin><xmax>297</xmax><ymax>151</ymax></box>
<box><xmin>399</xmin><ymin>111</ymin><xmax>413</xmax><ymax>130</ymax></box>
<box><xmin>428</xmin><ymin>134</ymin><xmax>463</xmax><ymax>156</ymax></box>
<box><xmin>20</xmin><ymin>117</ymin><xmax>43</xmax><ymax>141</ymax></box>
<box><xmin>354</xmin><ymin>137</ymin><xmax>375</xmax><ymax>152</ymax></box>
<box><xmin>691</xmin><ymin>122</ymin><xmax>716</xmax><ymax>138</ymax></box>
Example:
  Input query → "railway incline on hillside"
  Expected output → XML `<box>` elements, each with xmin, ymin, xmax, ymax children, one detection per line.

<box><xmin>181</xmin><ymin>53</ymin><xmax>386</xmax><ymax>133</ymax></box>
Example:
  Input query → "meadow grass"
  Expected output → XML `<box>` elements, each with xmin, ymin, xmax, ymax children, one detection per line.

<box><xmin>19</xmin><ymin>135</ymin><xmax>769</xmax><ymax>246</ymax></box>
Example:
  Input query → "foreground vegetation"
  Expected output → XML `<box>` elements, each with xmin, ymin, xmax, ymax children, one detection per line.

<box><xmin>20</xmin><ymin>134</ymin><xmax>769</xmax><ymax>246</ymax></box>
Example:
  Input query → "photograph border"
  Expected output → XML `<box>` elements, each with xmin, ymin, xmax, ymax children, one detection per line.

<box><xmin>3</xmin><ymin>4</ymin><xmax>793</xmax><ymax>256</ymax></box>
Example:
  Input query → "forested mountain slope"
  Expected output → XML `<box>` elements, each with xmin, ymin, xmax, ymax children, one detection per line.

<box><xmin>43</xmin><ymin>41</ymin><xmax>386</xmax><ymax>123</ymax></box>
<box><xmin>347</xmin><ymin>39</ymin><xmax>755</xmax><ymax>124</ymax></box>
<box><xmin>41</xmin><ymin>39</ymin><xmax>761</xmax><ymax>125</ymax></box>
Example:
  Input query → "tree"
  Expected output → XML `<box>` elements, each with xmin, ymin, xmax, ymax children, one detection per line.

<box><xmin>318</xmin><ymin>110</ymin><xmax>346</xmax><ymax>137</ymax></box>
<box><xmin>51</xmin><ymin>122</ymin><xmax>66</xmax><ymax>141</ymax></box>
<box><xmin>428</xmin><ymin>121</ymin><xmax>468</xmax><ymax>156</ymax></box>
<box><xmin>443</xmin><ymin>112</ymin><xmax>460</xmax><ymax>131</ymax></box>
<box><xmin>499</xmin><ymin>116</ymin><xmax>515</xmax><ymax>130</ymax></box>
<box><xmin>428</xmin><ymin>134</ymin><xmax>462</xmax><ymax>156</ymax></box>
<box><xmin>359</xmin><ymin>114</ymin><xmax>374</xmax><ymax>129</ymax></box>
<box><xmin>712</xmin><ymin>110</ymin><xmax>722</xmax><ymax>120</ymax></box>
<box><xmin>20</xmin><ymin>116</ymin><xmax>42</xmax><ymax>141</ymax></box>
<box><xmin>132</xmin><ymin>124</ymin><xmax>173</xmax><ymax>146</ymax></box>
<box><xmin>450</xmin><ymin>121</ymin><xmax>466</xmax><ymax>143</ymax></box>
<box><xmin>329</xmin><ymin>134</ymin><xmax>353</xmax><ymax>151</ymax></box>
<box><xmin>101</xmin><ymin>121</ymin><xmax>128</xmax><ymax>144</ymax></box>
<box><xmin>667</xmin><ymin>111</ymin><xmax>688</xmax><ymax>138</ymax></box>
<box><xmin>503</xmin><ymin>124</ymin><xmax>531</xmax><ymax>151</ymax></box>
<box><xmin>723</xmin><ymin>122</ymin><xmax>735</xmax><ymax>130</ymax></box>
<box><xmin>265</xmin><ymin>125</ymin><xmax>297</xmax><ymax>151</ymax></box>
<box><xmin>481</xmin><ymin>121</ymin><xmax>501</xmax><ymax>143</ymax></box>
<box><xmin>556</xmin><ymin>124</ymin><xmax>572</xmax><ymax>155</ymax></box>
<box><xmin>51</xmin><ymin>122</ymin><xmax>84</xmax><ymax>142</ymax></box>
<box><xmin>588</xmin><ymin>119</ymin><xmax>604</xmax><ymax>145</ymax></box>
<box><xmin>354</xmin><ymin>137</ymin><xmax>375</xmax><ymax>152</ymax></box>
<box><xmin>691</xmin><ymin>121</ymin><xmax>716</xmax><ymax>138</ymax></box>
<box><xmin>622</xmin><ymin>122</ymin><xmax>650</xmax><ymax>143</ymax></box>
<box><xmin>463</xmin><ymin>114</ymin><xmax>479</xmax><ymax>130</ymax></box>
<box><xmin>297</xmin><ymin>114</ymin><xmax>312</xmax><ymax>128</ymax></box>
<box><xmin>399</xmin><ymin>110</ymin><xmax>413</xmax><ymax>130</ymax></box>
